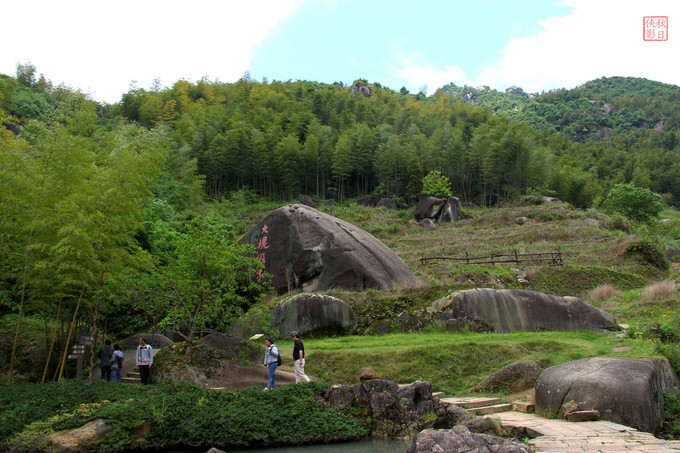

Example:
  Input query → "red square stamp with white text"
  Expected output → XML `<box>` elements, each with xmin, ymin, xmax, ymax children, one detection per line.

<box><xmin>643</xmin><ymin>16</ymin><xmax>668</xmax><ymax>41</ymax></box>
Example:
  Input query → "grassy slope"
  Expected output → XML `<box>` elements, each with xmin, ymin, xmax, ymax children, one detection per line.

<box><xmin>273</xmin><ymin>201</ymin><xmax>679</xmax><ymax>396</ymax></box>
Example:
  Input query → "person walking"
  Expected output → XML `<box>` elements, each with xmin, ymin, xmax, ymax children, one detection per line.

<box><xmin>98</xmin><ymin>339</ymin><xmax>114</xmax><ymax>381</ymax></box>
<box><xmin>263</xmin><ymin>338</ymin><xmax>279</xmax><ymax>390</ymax></box>
<box><xmin>291</xmin><ymin>331</ymin><xmax>310</xmax><ymax>383</ymax></box>
<box><xmin>110</xmin><ymin>344</ymin><xmax>124</xmax><ymax>383</ymax></box>
<box><xmin>136</xmin><ymin>337</ymin><xmax>153</xmax><ymax>385</ymax></box>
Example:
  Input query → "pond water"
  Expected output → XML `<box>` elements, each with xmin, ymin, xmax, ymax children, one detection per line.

<box><xmin>164</xmin><ymin>439</ymin><xmax>408</xmax><ymax>453</ymax></box>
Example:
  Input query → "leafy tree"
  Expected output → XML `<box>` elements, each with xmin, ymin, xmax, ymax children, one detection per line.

<box><xmin>136</xmin><ymin>215</ymin><xmax>270</xmax><ymax>362</ymax></box>
<box><xmin>602</xmin><ymin>183</ymin><xmax>663</xmax><ymax>222</ymax></box>
<box><xmin>421</xmin><ymin>170</ymin><xmax>452</xmax><ymax>199</ymax></box>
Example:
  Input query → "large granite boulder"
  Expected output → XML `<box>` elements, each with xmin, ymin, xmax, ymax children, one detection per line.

<box><xmin>269</xmin><ymin>293</ymin><xmax>356</xmax><ymax>338</ymax></box>
<box><xmin>438</xmin><ymin>197</ymin><xmax>463</xmax><ymax>222</ymax></box>
<box><xmin>408</xmin><ymin>426</ymin><xmax>531</xmax><ymax>453</ymax></box>
<box><xmin>472</xmin><ymin>360</ymin><xmax>541</xmax><ymax>393</ymax></box>
<box><xmin>241</xmin><ymin>204</ymin><xmax>420</xmax><ymax>294</ymax></box>
<box><xmin>535</xmin><ymin>357</ymin><xmax>679</xmax><ymax>434</ymax></box>
<box><xmin>425</xmin><ymin>288</ymin><xmax>617</xmax><ymax>333</ymax></box>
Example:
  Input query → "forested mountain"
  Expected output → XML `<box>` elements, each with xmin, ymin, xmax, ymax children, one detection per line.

<box><xmin>3</xmin><ymin>66</ymin><xmax>680</xmax><ymax>212</ymax></box>
<box><xmin>2</xmin><ymin>64</ymin><xmax>680</xmax><ymax>383</ymax></box>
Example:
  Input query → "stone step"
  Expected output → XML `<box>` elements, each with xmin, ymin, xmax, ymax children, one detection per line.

<box><xmin>122</xmin><ymin>377</ymin><xmax>140</xmax><ymax>384</ymax></box>
<box><xmin>440</xmin><ymin>397</ymin><xmax>502</xmax><ymax>409</ymax></box>
<box><xmin>512</xmin><ymin>401</ymin><xmax>535</xmax><ymax>413</ymax></box>
<box><xmin>127</xmin><ymin>372</ymin><xmax>141</xmax><ymax>378</ymax></box>
<box><xmin>468</xmin><ymin>403</ymin><xmax>513</xmax><ymax>416</ymax></box>
<box><xmin>432</xmin><ymin>392</ymin><xmax>444</xmax><ymax>398</ymax></box>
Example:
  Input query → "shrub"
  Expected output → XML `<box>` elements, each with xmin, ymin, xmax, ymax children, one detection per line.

<box><xmin>641</xmin><ymin>280</ymin><xmax>678</xmax><ymax>303</ymax></box>
<box><xmin>421</xmin><ymin>170</ymin><xmax>452</xmax><ymax>199</ymax></box>
<box><xmin>602</xmin><ymin>184</ymin><xmax>663</xmax><ymax>222</ymax></box>
<box><xmin>587</xmin><ymin>284</ymin><xmax>620</xmax><ymax>303</ymax></box>
<box><xmin>626</xmin><ymin>239</ymin><xmax>669</xmax><ymax>270</ymax></box>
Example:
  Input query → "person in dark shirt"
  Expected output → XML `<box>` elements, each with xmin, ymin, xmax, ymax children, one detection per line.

<box><xmin>98</xmin><ymin>339</ymin><xmax>114</xmax><ymax>381</ymax></box>
<box><xmin>291</xmin><ymin>331</ymin><xmax>310</xmax><ymax>383</ymax></box>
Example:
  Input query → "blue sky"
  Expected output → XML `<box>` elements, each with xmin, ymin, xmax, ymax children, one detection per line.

<box><xmin>2</xmin><ymin>0</ymin><xmax>679</xmax><ymax>103</ymax></box>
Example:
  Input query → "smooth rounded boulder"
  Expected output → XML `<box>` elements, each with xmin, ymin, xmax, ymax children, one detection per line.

<box><xmin>270</xmin><ymin>293</ymin><xmax>356</xmax><ymax>337</ymax></box>
<box><xmin>241</xmin><ymin>204</ymin><xmax>420</xmax><ymax>294</ymax></box>
<box><xmin>535</xmin><ymin>357</ymin><xmax>679</xmax><ymax>434</ymax></box>
<box><xmin>427</xmin><ymin>288</ymin><xmax>617</xmax><ymax>333</ymax></box>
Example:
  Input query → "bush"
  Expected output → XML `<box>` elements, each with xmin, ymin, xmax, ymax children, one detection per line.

<box><xmin>2</xmin><ymin>380</ymin><xmax>368</xmax><ymax>452</ymax></box>
<box><xmin>587</xmin><ymin>284</ymin><xmax>620</xmax><ymax>303</ymax></box>
<box><xmin>602</xmin><ymin>184</ymin><xmax>663</xmax><ymax>222</ymax></box>
<box><xmin>626</xmin><ymin>240</ymin><xmax>669</xmax><ymax>270</ymax></box>
<box><xmin>641</xmin><ymin>280</ymin><xmax>678</xmax><ymax>303</ymax></box>
<box><xmin>421</xmin><ymin>171</ymin><xmax>452</xmax><ymax>199</ymax></box>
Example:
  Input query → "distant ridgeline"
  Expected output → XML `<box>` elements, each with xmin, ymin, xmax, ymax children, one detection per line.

<box><xmin>442</xmin><ymin>76</ymin><xmax>680</xmax><ymax>142</ymax></box>
<box><xmin>2</xmin><ymin>65</ymin><xmax>680</xmax><ymax>207</ymax></box>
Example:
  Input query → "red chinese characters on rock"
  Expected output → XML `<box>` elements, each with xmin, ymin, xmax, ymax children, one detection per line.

<box><xmin>643</xmin><ymin>16</ymin><xmax>668</xmax><ymax>41</ymax></box>
<box><xmin>255</xmin><ymin>224</ymin><xmax>270</xmax><ymax>281</ymax></box>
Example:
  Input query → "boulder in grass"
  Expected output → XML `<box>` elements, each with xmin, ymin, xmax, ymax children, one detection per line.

<box><xmin>294</xmin><ymin>194</ymin><xmax>315</xmax><ymax>207</ymax></box>
<box><xmin>471</xmin><ymin>360</ymin><xmax>541</xmax><ymax>393</ymax></box>
<box><xmin>428</xmin><ymin>288</ymin><xmax>617</xmax><ymax>333</ymax></box>
<box><xmin>376</xmin><ymin>197</ymin><xmax>398</xmax><ymax>210</ymax></box>
<box><xmin>269</xmin><ymin>293</ymin><xmax>356</xmax><ymax>338</ymax></box>
<box><xmin>356</xmin><ymin>195</ymin><xmax>378</xmax><ymax>207</ymax></box>
<box><xmin>418</xmin><ymin>218</ymin><xmax>437</xmax><ymax>230</ymax></box>
<box><xmin>241</xmin><ymin>204</ymin><xmax>420</xmax><ymax>294</ymax></box>
<box><xmin>535</xmin><ymin>357</ymin><xmax>679</xmax><ymax>434</ymax></box>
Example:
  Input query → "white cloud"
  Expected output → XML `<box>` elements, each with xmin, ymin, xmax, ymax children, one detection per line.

<box><xmin>386</xmin><ymin>51</ymin><xmax>469</xmax><ymax>94</ymax></box>
<box><xmin>387</xmin><ymin>0</ymin><xmax>680</xmax><ymax>95</ymax></box>
<box><xmin>0</xmin><ymin>0</ymin><xmax>306</xmax><ymax>103</ymax></box>
<box><xmin>477</xmin><ymin>0</ymin><xmax>680</xmax><ymax>93</ymax></box>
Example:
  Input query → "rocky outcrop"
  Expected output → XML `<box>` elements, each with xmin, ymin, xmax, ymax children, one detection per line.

<box><xmin>423</xmin><ymin>288</ymin><xmax>617</xmax><ymax>333</ymax></box>
<box><xmin>415</xmin><ymin>196</ymin><xmax>462</xmax><ymax>223</ymax></box>
<box><xmin>241</xmin><ymin>204</ymin><xmax>420</xmax><ymax>294</ymax></box>
<box><xmin>535</xmin><ymin>357</ymin><xmax>679</xmax><ymax>434</ymax></box>
<box><xmin>471</xmin><ymin>361</ymin><xmax>541</xmax><ymax>393</ymax></box>
<box><xmin>540</xmin><ymin>196</ymin><xmax>563</xmax><ymax>204</ymax></box>
<box><xmin>269</xmin><ymin>293</ymin><xmax>356</xmax><ymax>338</ymax></box>
<box><xmin>324</xmin><ymin>379</ymin><xmax>470</xmax><ymax>439</ymax></box>
<box><xmin>47</xmin><ymin>419</ymin><xmax>114</xmax><ymax>453</ymax></box>
<box><xmin>408</xmin><ymin>426</ymin><xmax>532</xmax><ymax>453</ymax></box>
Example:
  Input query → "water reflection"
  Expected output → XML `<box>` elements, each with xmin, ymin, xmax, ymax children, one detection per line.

<box><xmin>231</xmin><ymin>439</ymin><xmax>408</xmax><ymax>453</ymax></box>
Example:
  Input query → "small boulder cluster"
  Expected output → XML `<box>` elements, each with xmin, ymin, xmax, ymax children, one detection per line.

<box><xmin>415</xmin><ymin>196</ymin><xmax>462</xmax><ymax>230</ymax></box>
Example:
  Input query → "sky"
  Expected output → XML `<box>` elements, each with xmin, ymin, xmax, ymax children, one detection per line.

<box><xmin>2</xmin><ymin>0</ymin><xmax>679</xmax><ymax>104</ymax></box>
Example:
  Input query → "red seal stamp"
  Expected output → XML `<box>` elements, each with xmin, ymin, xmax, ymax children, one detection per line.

<box><xmin>643</xmin><ymin>16</ymin><xmax>668</xmax><ymax>41</ymax></box>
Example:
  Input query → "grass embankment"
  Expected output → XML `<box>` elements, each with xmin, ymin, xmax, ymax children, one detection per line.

<box><xmin>276</xmin><ymin>329</ymin><xmax>662</xmax><ymax>396</ymax></box>
<box><xmin>0</xmin><ymin>380</ymin><xmax>365</xmax><ymax>453</ymax></box>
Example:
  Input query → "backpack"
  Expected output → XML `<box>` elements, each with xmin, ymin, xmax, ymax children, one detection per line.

<box><xmin>277</xmin><ymin>352</ymin><xmax>282</xmax><ymax>367</ymax></box>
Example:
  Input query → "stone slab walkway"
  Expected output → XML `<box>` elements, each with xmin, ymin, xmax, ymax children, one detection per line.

<box><xmin>495</xmin><ymin>411</ymin><xmax>680</xmax><ymax>452</ymax></box>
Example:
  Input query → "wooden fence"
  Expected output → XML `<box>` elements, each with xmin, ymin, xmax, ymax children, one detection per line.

<box><xmin>420</xmin><ymin>250</ymin><xmax>564</xmax><ymax>266</ymax></box>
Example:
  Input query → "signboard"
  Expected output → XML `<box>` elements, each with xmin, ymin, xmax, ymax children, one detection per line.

<box><xmin>71</xmin><ymin>345</ymin><xmax>86</xmax><ymax>351</ymax></box>
<box><xmin>79</xmin><ymin>335</ymin><xmax>94</xmax><ymax>345</ymax></box>
<box><xmin>68</xmin><ymin>354</ymin><xmax>83</xmax><ymax>360</ymax></box>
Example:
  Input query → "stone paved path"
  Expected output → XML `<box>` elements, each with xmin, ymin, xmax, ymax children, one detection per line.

<box><xmin>496</xmin><ymin>411</ymin><xmax>680</xmax><ymax>452</ymax></box>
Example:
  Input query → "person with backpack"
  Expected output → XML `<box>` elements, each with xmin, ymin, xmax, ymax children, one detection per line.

<box><xmin>263</xmin><ymin>338</ymin><xmax>280</xmax><ymax>390</ymax></box>
<box><xmin>110</xmin><ymin>344</ymin><xmax>124</xmax><ymax>383</ymax></box>
<box><xmin>136</xmin><ymin>337</ymin><xmax>153</xmax><ymax>385</ymax></box>
<box><xmin>98</xmin><ymin>339</ymin><xmax>114</xmax><ymax>381</ymax></box>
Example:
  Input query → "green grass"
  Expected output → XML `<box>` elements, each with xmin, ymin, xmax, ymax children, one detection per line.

<box><xmin>277</xmin><ymin>329</ymin><xmax>660</xmax><ymax>395</ymax></box>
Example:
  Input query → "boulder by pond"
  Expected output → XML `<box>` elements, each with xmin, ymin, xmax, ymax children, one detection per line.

<box><xmin>535</xmin><ymin>357</ymin><xmax>679</xmax><ymax>434</ymax></box>
<box><xmin>408</xmin><ymin>426</ymin><xmax>531</xmax><ymax>453</ymax></box>
<box><xmin>241</xmin><ymin>204</ymin><xmax>420</xmax><ymax>294</ymax></box>
<box><xmin>424</xmin><ymin>288</ymin><xmax>617</xmax><ymax>333</ymax></box>
<box><xmin>324</xmin><ymin>379</ymin><xmax>469</xmax><ymax>439</ymax></box>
